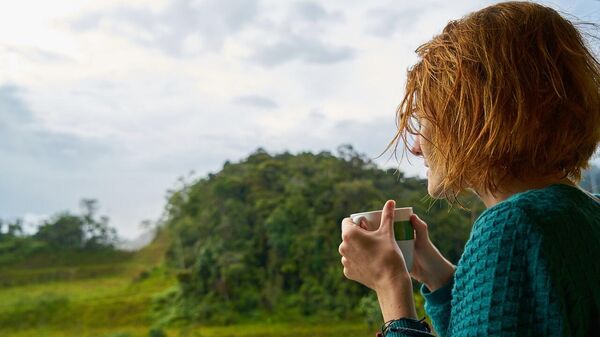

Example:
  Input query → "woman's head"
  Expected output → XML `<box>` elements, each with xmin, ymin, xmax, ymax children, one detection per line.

<box><xmin>385</xmin><ymin>1</ymin><xmax>600</xmax><ymax>202</ymax></box>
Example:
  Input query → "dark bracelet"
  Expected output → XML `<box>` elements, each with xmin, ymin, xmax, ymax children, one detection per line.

<box><xmin>376</xmin><ymin>316</ymin><xmax>432</xmax><ymax>337</ymax></box>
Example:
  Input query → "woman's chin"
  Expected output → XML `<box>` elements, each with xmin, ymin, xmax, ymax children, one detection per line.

<box><xmin>427</xmin><ymin>181</ymin><xmax>444</xmax><ymax>199</ymax></box>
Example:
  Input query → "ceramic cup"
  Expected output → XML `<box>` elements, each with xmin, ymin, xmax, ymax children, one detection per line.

<box><xmin>349</xmin><ymin>207</ymin><xmax>414</xmax><ymax>272</ymax></box>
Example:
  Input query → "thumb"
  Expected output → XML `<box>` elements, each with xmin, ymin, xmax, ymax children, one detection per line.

<box><xmin>378</xmin><ymin>200</ymin><xmax>396</xmax><ymax>235</ymax></box>
<box><xmin>411</xmin><ymin>214</ymin><xmax>430</xmax><ymax>242</ymax></box>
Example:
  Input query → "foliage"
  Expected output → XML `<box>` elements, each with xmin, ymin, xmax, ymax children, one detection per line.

<box><xmin>160</xmin><ymin>145</ymin><xmax>483</xmax><ymax>325</ymax></box>
<box><xmin>35</xmin><ymin>213</ymin><xmax>86</xmax><ymax>248</ymax></box>
<box><xmin>147</xmin><ymin>328</ymin><xmax>167</xmax><ymax>337</ymax></box>
<box><xmin>0</xmin><ymin>146</ymin><xmax>487</xmax><ymax>336</ymax></box>
<box><xmin>35</xmin><ymin>199</ymin><xmax>118</xmax><ymax>249</ymax></box>
<box><xmin>358</xmin><ymin>293</ymin><xmax>381</xmax><ymax>328</ymax></box>
<box><xmin>0</xmin><ymin>199</ymin><xmax>119</xmax><ymax>266</ymax></box>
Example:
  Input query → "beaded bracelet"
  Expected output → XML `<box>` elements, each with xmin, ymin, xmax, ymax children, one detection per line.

<box><xmin>376</xmin><ymin>316</ymin><xmax>432</xmax><ymax>337</ymax></box>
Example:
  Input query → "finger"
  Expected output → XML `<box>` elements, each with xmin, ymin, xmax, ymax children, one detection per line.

<box><xmin>377</xmin><ymin>199</ymin><xmax>396</xmax><ymax>235</ymax></box>
<box><xmin>343</xmin><ymin>267</ymin><xmax>353</xmax><ymax>280</ymax></box>
<box><xmin>354</xmin><ymin>217</ymin><xmax>376</xmax><ymax>231</ymax></box>
<box><xmin>341</xmin><ymin>217</ymin><xmax>366</xmax><ymax>241</ymax></box>
<box><xmin>358</xmin><ymin>218</ymin><xmax>369</xmax><ymax>230</ymax></box>
<box><xmin>338</xmin><ymin>242</ymin><xmax>347</xmax><ymax>256</ymax></box>
<box><xmin>341</xmin><ymin>217</ymin><xmax>351</xmax><ymax>240</ymax></box>
<box><xmin>343</xmin><ymin>267</ymin><xmax>349</xmax><ymax>278</ymax></box>
<box><xmin>411</xmin><ymin>214</ymin><xmax>430</xmax><ymax>241</ymax></box>
<box><xmin>341</xmin><ymin>256</ymin><xmax>348</xmax><ymax>266</ymax></box>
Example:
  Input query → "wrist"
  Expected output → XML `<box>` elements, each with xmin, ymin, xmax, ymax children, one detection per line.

<box><xmin>375</xmin><ymin>274</ymin><xmax>417</xmax><ymax>322</ymax></box>
<box><xmin>375</xmin><ymin>269</ymin><xmax>412</xmax><ymax>292</ymax></box>
<box><xmin>423</xmin><ymin>263</ymin><xmax>455</xmax><ymax>292</ymax></box>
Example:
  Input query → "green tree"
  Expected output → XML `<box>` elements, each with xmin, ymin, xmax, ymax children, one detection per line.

<box><xmin>80</xmin><ymin>199</ymin><xmax>117</xmax><ymax>249</ymax></box>
<box><xmin>34</xmin><ymin>199</ymin><xmax>117</xmax><ymax>250</ymax></box>
<box><xmin>35</xmin><ymin>213</ymin><xmax>85</xmax><ymax>248</ymax></box>
<box><xmin>159</xmin><ymin>145</ymin><xmax>478</xmax><ymax>325</ymax></box>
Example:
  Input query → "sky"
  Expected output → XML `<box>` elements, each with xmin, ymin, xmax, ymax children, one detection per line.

<box><xmin>1</xmin><ymin>0</ymin><xmax>599</xmax><ymax>239</ymax></box>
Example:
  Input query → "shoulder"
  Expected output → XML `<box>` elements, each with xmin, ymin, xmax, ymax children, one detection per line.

<box><xmin>472</xmin><ymin>184</ymin><xmax>598</xmax><ymax>237</ymax></box>
<box><xmin>465</xmin><ymin>184</ymin><xmax>600</xmax><ymax>272</ymax></box>
<box><xmin>470</xmin><ymin>198</ymin><xmax>532</xmax><ymax>243</ymax></box>
<box><xmin>459</xmin><ymin>198</ymin><xmax>536</xmax><ymax>276</ymax></box>
<box><xmin>458</xmin><ymin>200</ymin><xmax>532</xmax><ymax>277</ymax></box>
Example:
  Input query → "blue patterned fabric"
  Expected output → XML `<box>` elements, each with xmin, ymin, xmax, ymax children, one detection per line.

<box><xmin>385</xmin><ymin>184</ymin><xmax>600</xmax><ymax>336</ymax></box>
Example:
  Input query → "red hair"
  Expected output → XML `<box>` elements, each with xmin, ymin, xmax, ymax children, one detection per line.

<box><xmin>383</xmin><ymin>1</ymin><xmax>600</xmax><ymax>203</ymax></box>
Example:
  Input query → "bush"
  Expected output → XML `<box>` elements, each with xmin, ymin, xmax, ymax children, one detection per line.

<box><xmin>148</xmin><ymin>328</ymin><xmax>167</xmax><ymax>337</ymax></box>
<box><xmin>358</xmin><ymin>293</ymin><xmax>382</xmax><ymax>328</ymax></box>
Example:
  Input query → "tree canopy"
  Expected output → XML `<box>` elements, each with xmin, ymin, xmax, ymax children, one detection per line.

<box><xmin>160</xmin><ymin>145</ymin><xmax>484</xmax><ymax>324</ymax></box>
<box><xmin>0</xmin><ymin>199</ymin><xmax>118</xmax><ymax>266</ymax></box>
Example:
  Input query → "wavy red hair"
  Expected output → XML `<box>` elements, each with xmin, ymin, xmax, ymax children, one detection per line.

<box><xmin>383</xmin><ymin>1</ymin><xmax>600</xmax><ymax>203</ymax></box>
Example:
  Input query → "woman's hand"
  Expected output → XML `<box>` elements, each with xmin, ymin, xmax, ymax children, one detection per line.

<box><xmin>338</xmin><ymin>200</ymin><xmax>410</xmax><ymax>291</ymax></box>
<box><xmin>409</xmin><ymin>213</ymin><xmax>456</xmax><ymax>292</ymax></box>
<box><xmin>339</xmin><ymin>200</ymin><xmax>417</xmax><ymax>321</ymax></box>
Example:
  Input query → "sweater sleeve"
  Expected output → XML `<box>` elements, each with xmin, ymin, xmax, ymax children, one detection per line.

<box><xmin>414</xmin><ymin>205</ymin><xmax>533</xmax><ymax>337</ymax></box>
<box><xmin>420</xmin><ymin>276</ymin><xmax>454</xmax><ymax>336</ymax></box>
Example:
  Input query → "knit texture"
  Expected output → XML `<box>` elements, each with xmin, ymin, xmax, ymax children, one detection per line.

<box><xmin>385</xmin><ymin>184</ymin><xmax>600</xmax><ymax>336</ymax></box>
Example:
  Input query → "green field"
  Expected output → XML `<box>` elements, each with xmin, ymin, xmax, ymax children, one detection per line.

<box><xmin>0</xmin><ymin>235</ymin><xmax>385</xmax><ymax>337</ymax></box>
<box><xmin>4</xmin><ymin>323</ymin><xmax>374</xmax><ymax>337</ymax></box>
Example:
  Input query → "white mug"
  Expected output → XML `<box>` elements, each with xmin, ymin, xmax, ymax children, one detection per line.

<box><xmin>349</xmin><ymin>207</ymin><xmax>415</xmax><ymax>272</ymax></box>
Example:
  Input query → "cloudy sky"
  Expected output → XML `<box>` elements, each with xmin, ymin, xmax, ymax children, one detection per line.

<box><xmin>1</xmin><ymin>0</ymin><xmax>599</xmax><ymax>239</ymax></box>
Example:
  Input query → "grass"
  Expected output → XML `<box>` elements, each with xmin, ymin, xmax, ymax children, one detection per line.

<box><xmin>0</xmin><ymin>233</ymin><xmax>421</xmax><ymax>337</ymax></box>
<box><xmin>4</xmin><ymin>322</ymin><xmax>374</xmax><ymax>337</ymax></box>
<box><xmin>0</xmin><ymin>235</ymin><xmax>174</xmax><ymax>333</ymax></box>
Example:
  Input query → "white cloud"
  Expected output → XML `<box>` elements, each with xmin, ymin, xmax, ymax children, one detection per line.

<box><xmin>233</xmin><ymin>95</ymin><xmax>279</xmax><ymax>109</ymax></box>
<box><xmin>0</xmin><ymin>0</ymin><xmax>598</xmax><ymax>239</ymax></box>
<box><xmin>70</xmin><ymin>0</ymin><xmax>260</xmax><ymax>56</ymax></box>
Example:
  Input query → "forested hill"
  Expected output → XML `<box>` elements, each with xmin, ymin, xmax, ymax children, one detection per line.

<box><xmin>158</xmin><ymin>145</ymin><xmax>483</xmax><ymax>324</ymax></box>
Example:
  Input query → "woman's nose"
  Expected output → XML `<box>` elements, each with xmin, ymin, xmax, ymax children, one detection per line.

<box><xmin>410</xmin><ymin>135</ymin><xmax>423</xmax><ymax>156</ymax></box>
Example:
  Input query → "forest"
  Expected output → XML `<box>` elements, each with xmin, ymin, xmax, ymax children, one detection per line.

<box><xmin>3</xmin><ymin>145</ymin><xmax>597</xmax><ymax>336</ymax></box>
<box><xmin>155</xmin><ymin>145</ymin><xmax>485</xmax><ymax>325</ymax></box>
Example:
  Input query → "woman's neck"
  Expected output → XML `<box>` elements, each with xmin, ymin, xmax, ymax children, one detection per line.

<box><xmin>472</xmin><ymin>174</ymin><xmax>576</xmax><ymax>208</ymax></box>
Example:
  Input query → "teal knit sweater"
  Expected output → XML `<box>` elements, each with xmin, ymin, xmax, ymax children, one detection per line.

<box><xmin>384</xmin><ymin>184</ymin><xmax>600</xmax><ymax>336</ymax></box>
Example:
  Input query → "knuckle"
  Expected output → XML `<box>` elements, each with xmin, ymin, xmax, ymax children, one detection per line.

<box><xmin>341</xmin><ymin>231</ymin><xmax>352</xmax><ymax>241</ymax></box>
<box><xmin>338</xmin><ymin>243</ymin><xmax>345</xmax><ymax>255</ymax></box>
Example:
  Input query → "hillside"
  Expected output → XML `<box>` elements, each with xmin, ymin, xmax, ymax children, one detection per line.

<box><xmin>0</xmin><ymin>231</ymin><xmax>175</xmax><ymax>336</ymax></box>
<box><xmin>0</xmin><ymin>146</ymin><xmax>485</xmax><ymax>336</ymax></box>
<box><xmin>159</xmin><ymin>146</ymin><xmax>483</xmax><ymax>326</ymax></box>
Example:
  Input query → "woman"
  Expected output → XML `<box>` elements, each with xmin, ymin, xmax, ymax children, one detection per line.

<box><xmin>338</xmin><ymin>2</ymin><xmax>600</xmax><ymax>336</ymax></box>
